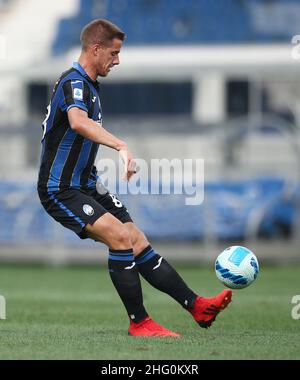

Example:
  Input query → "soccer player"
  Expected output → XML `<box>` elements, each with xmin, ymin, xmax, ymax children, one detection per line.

<box><xmin>37</xmin><ymin>19</ymin><xmax>232</xmax><ymax>337</ymax></box>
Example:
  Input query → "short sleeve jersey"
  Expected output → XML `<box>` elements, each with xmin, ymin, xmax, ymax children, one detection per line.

<box><xmin>38</xmin><ymin>62</ymin><xmax>102</xmax><ymax>192</ymax></box>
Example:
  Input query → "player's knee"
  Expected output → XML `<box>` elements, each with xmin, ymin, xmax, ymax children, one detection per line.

<box><xmin>132</xmin><ymin>230</ymin><xmax>150</xmax><ymax>256</ymax></box>
<box><xmin>112</xmin><ymin>227</ymin><xmax>132</xmax><ymax>250</ymax></box>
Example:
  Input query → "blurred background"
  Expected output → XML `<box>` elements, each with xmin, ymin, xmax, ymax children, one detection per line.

<box><xmin>0</xmin><ymin>0</ymin><xmax>300</xmax><ymax>265</ymax></box>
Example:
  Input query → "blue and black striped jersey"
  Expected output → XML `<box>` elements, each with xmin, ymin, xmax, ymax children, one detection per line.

<box><xmin>37</xmin><ymin>62</ymin><xmax>102</xmax><ymax>192</ymax></box>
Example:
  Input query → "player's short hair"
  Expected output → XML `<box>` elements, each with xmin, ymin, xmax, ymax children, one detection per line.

<box><xmin>80</xmin><ymin>19</ymin><xmax>125</xmax><ymax>50</ymax></box>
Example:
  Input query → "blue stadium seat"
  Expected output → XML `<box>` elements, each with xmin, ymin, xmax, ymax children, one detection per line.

<box><xmin>52</xmin><ymin>0</ymin><xmax>298</xmax><ymax>55</ymax></box>
<box><xmin>0</xmin><ymin>177</ymin><xmax>298</xmax><ymax>244</ymax></box>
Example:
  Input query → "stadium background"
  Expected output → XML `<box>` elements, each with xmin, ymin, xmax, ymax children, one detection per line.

<box><xmin>0</xmin><ymin>0</ymin><xmax>300</xmax><ymax>264</ymax></box>
<box><xmin>0</xmin><ymin>0</ymin><xmax>299</xmax><ymax>360</ymax></box>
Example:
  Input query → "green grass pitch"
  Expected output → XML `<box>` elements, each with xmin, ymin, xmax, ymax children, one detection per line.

<box><xmin>0</xmin><ymin>264</ymin><xmax>299</xmax><ymax>359</ymax></box>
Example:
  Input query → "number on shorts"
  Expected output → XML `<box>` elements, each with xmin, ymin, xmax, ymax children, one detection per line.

<box><xmin>109</xmin><ymin>194</ymin><xmax>123</xmax><ymax>208</ymax></box>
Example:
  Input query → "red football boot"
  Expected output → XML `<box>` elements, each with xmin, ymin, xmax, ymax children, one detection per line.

<box><xmin>189</xmin><ymin>289</ymin><xmax>232</xmax><ymax>329</ymax></box>
<box><xmin>128</xmin><ymin>316</ymin><xmax>180</xmax><ymax>337</ymax></box>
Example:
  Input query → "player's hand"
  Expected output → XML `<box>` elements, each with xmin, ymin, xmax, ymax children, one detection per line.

<box><xmin>119</xmin><ymin>145</ymin><xmax>137</xmax><ymax>181</ymax></box>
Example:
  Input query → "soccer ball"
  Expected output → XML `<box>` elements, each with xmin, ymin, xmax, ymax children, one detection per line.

<box><xmin>215</xmin><ymin>246</ymin><xmax>259</xmax><ymax>289</ymax></box>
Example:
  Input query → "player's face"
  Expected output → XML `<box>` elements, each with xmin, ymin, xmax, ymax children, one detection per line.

<box><xmin>95</xmin><ymin>38</ymin><xmax>123</xmax><ymax>77</ymax></box>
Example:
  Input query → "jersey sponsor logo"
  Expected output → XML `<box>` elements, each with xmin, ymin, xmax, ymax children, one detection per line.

<box><xmin>73</xmin><ymin>88</ymin><xmax>83</xmax><ymax>100</ymax></box>
<box><xmin>92</xmin><ymin>96</ymin><xmax>97</xmax><ymax>102</ymax></box>
<box><xmin>83</xmin><ymin>204</ymin><xmax>94</xmax><ymax>216</ymax></box>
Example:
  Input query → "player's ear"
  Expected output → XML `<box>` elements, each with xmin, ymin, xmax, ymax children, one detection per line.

<box><xmin>92</xmin><ymin>43</ymin><xmax>102</xmax><ymax>56</ymax></box>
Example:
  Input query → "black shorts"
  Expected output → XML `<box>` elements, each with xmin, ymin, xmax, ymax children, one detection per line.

<box><xmin>38</xmin><ymin>187</ymin><xmax>133</xmax><ymax>239</ymax></box>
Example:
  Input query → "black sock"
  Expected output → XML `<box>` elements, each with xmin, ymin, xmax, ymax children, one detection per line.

<box><xmin>108</xmin><ymin>248</ymin><xmax>148</xmax><ymax>323</ymax></box>
<box><xmin>135</xmin><ymin>245</ymin><xmax>197</xmax><ymax>310</ymax></box>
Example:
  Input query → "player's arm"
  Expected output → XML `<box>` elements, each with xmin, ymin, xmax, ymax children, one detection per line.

<box><xmin>68</xmin><ymin>107</ymin><xmax>124</xmax><ymax>149</ymax></box>
<box><xmin>68</xmin><ymin>107</ymin><xmax>136</xmax><ymax>180</ymax></box>
<box><xmin>61</xmin><ymin>79</ymin><xmax>135</xmax><ymax>180</ymax></box>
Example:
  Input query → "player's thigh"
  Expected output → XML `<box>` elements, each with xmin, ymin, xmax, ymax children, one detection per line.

<box><xmin>88</xmin><ymin>189</ymin><xmax>147</xmax><ymax>252</ymax></box>
<box><xmin>84</xmin><ymin>213</ymin><xmax>132</xmax><ymax>250</ymax></box>
<box><xmin>39</xmin><ymin>189</ymin><xmax>107</xmax><ymax>237</ymax></box>
<box><xmin>91</xmin><ymin>190</ymin><xmax>133</xmax><ymax>224</ymax></box>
